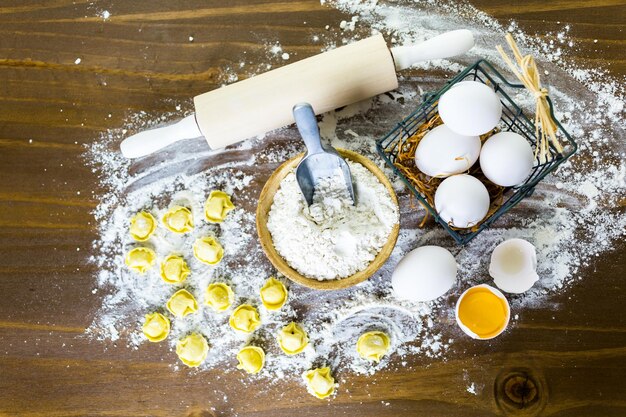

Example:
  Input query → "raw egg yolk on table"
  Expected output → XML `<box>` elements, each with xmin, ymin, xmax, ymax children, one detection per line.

<box><xmin>457</xmin><ymin>286</ymin><xmax>508</xmax><ymax>339</ymax></box>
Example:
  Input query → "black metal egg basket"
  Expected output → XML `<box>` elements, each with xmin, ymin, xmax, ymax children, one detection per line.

<box><xmin>376</xmin><ymin>60</ymin><xmax>578</xmax><ymax>244</ymax></box>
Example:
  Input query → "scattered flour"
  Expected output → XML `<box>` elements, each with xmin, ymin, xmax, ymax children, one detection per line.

<box><xmin>84</xmin><ymin>0</ymin><xmax>625</xmax><ymax>397</ymax></box>
<box><xmin>267</xmin><ymin>162</ymin><xmax>398</xmax><ymax>280</ymax></box>
<box><xmin>269</xmin><ymin>43</ymin><xmax>282</xmax><ymax>55</ymax></box>
<box><xmin>466</xmin><ymin>382</ymin><xmax>477</xmax><ymax>395</ymax></box>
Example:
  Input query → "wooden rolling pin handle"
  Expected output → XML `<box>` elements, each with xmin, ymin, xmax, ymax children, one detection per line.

<box><xmin>120</xmin><ymin>115</ymin><xmax>201</xmax><ymax>159</ymax></box>
<box><xmin>390</xmin><ymin>29</ymin><xmax>475</xmax><ymax>71</ymax></box>
<box><xmin>119</xmin><ymin>30</ymin><xmax>475</xmax><ymax>158</ymax></box>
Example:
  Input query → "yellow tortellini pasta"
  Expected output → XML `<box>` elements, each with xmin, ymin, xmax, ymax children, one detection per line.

<box><xmin>176</xmin><ymin>333</ymin><xmax>209</xmax><ymax>368</ymax></box>
<box><xmin>277</xmin><ymin>322</ymin><xmax>308</xmax><ymax>355</ymax></box>
<box><xmin>142</xmin><ymin>312</ymin><xmax>170</xmax><ymax>342</ymax></box>
<box><xmin>229</xmin><ymin>304</ymin><xmax>261</xmax><ymax>333</ymax></box>
<box><xmin>160</xmin><ymin>255</ymin><xmax>190</xmax><ymax>285</ymax></box>
<box><xmin>236</xmin><ymin>346</ymin><xmax>265</xmax><ymax>374</ymax></box>
<box><xmin>204</xmin><ymin>190</ymin><xmax>235</xmax><ymax>223</ymax></box>
<box><xmin>162</xmin><ymin>206</ymin><xmax>194</xmax><ymax>233</ymax></box>
<box><xmin>356</xmin><ymin>331</ymin><xmax>390</xmax><ymax>362</ymax></box>
<box><xmin>193</xmin><ymin>236</ymin><xmax>224</xmax><ymax>265</ymax></box>
<box><xmin>303</xmin><ymin>367</ymin><xmax>336</xmax><ymax>399</ymax></box>
<box><xmin>125</xmin><ymin>247</ymin><xmax>156</xmax><ymax>274</ymax></box>
<box><xmin>259</xmin><ymin>277</ymin><xmax>287</xmax><ymax>311</ymax></box>
<box><xmin>205</xmin><ymin>283</ymin><xmax>234</xmax><ymax>312</ymax></box>
<box><xmin>129</xmin><ymin>211</ymin><xmax>156</xmax><ymax>241</ymax></box>
<box><xmin>166</xmin><ymin>289</ymin><xmax>198</xmax><ymax>318</ymax></box>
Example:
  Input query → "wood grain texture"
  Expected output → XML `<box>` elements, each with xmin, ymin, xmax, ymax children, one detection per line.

<box><xmin>0</xmin><ymin>0</ymin><xmax>624</xmax><ymax>416</ymax></box>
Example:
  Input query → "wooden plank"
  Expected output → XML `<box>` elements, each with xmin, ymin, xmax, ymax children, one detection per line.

<box><xmin>0</xmin><ymin>0</ymin><xmax>624</xmax><ymax>416</ymax></box>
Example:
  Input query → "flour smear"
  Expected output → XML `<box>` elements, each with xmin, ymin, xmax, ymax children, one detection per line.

<box><xmin>85</xmin><ymin>0</ymin><xmax>625</xmax><ymax>391</ymax></box>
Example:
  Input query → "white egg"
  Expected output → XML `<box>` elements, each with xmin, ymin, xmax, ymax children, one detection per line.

<box><xmin>489</xmin><ymin>238</ymin><xmax>539</xmax><ymax>293</ymax></box>
<box><xmin>434</xmin><ymin>174</ymin><xmax>490</xmax><ymax>228</ymax></box>
<box><xmin>391</xmin><ymin>246</ymin><xmax>457</xmax><ymax>302</ymax></box>
<box><xmin>480</xmin><ymin>132</ymin><xmax>534</xmax><ymax>187</ymax></box>
<box><xmin>414</xmin><ymin>124</ymin><xmax>481</xmax><ymax>177</ymax></box>
<box><xmin>438</xmin><ymin>81</ymin><xmax>502</xmax><ymax>136</ymax></box>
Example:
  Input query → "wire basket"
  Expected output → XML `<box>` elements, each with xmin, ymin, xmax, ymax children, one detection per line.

<box><xmin>376</xmin><ymin>59</ymin><xmax>577</xmax><ymax>245</ymax></box>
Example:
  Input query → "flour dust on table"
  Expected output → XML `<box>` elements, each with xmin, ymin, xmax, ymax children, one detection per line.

<box><xmin>85</xmin><ymin>0</ymin><xmax>625</xmax><ymax>398</ymax></box>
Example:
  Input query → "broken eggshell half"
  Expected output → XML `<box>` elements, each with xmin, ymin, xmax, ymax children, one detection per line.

<box><xmin>489</xmin><ymin>238</ymin><xmax>539</xmax><ymax>294</ymax></box>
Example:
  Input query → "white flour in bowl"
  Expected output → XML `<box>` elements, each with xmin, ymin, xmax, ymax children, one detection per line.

<box><xmin>267</xmin><ymin>161</ymin><xmax>399</xmax><ymax>280</ymax></box>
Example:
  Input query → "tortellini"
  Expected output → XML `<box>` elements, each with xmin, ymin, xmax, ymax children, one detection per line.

<box><xmin>129</xmin><ymin>211</ymin><xmax>156</xmax><ymax>241</ymax></box>
<box><xmin>229</xmin><ymin>304</ymin><xmax>261</xmax><ymax>333</ymax></box>
<box><xmin>162</xmin><ymin>206</ymin><xmax>194</xmax><ymax>233</ymax></box>
<box><xmin>204</xmin><ymin>190</ymin><xmax>235</xmax><ymax>223</ymax></box>
<box><xmin>260</xmin><ymin>277</ymin><xmax>287</xmax><ymax>311</ymax></box>
<box><xmin>303</xmin><ymin>367</ymin><xmax>336</xmax><ymax>399</ymax></box>
<box><xmin>205</xmin><ymin>283</ymin><xmax>234</xmax><ymax>312</ymax></box>
<box><xmin>277</xmin><ymin>322</ymin><xmax>308</xmax><ymax>355</ymax></box>
<box><xmin>160</xmin><ymin>255</ymin><xmax>190</xmax><ymax>284</ymax></box>
<box><xmin>176</xmin><ymin>333</ymin><xmax>209</xmax><ymax>368</ymax></box>
<box><xmin>142</xmin><ymin>312</ymin><xmax>170</xmax><ymax>342</ymax></box>
<box><xmin>166</xmin><ymin>289</ymin><xmax>198</xmax><ymax>318</ymax></box>
<box><xmin>236</xmin><ymin>346</ymin><xmax>265</xmax><ymax>374</ymax></box>
<box><xmin>193</xmin><ymin>236</ymin><xmax>224</xmax><ymax>265</ymax></box>
<box><xmin>125</xmin><ymin>247</ymin><xmax>156</xmax><ymax>274</ymax></box>
<box><xmin>356</xmin><ymin>331</ymin><xmax>390</xmax><ymax>362</ymax></box>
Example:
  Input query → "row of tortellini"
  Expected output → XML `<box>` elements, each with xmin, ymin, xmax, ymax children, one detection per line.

<box><xmin>140</xmin><ymin>277</ymin><xmax>293</xmax><ymax>370</ymax></box>
<box><xmin>142</xmin><ymin>317</ymin><xmax>380</xmax><ymax>399</ymax></box>
<box><xmin>126</xmin><ymin>190</ymin><xmax>234</xmax><ymax>274</ymax></box>
<box><xmin>129</xmin><ymin>190</ymin><xmax>235</xmax><ymax>241</ymax></box>
<box><xmin>229</xmin><ymin>302</ymin><xmax>391</xmax><ymax>399</ymax></box>
<box><xmin>300</xmin><ymin>331</ymin><xmax>392</xmax><ymax>400</ymax></box>
<box><xmin>125</xmin><ymin>252</ymin><xmax>192</xmax><ymax>285</ymax></box>
<box><xmin>143</xmin><ymin>313</ymin><xmax>211</xmax><ymax>369</ymax></box>
<box><xmin>144</xmin><ymin>285</ymin><xmax>391</xmax><ymax>399</ymax></box>
<box><xmin>234</xmin><ymin>320</ymin><xmax>311</xmax><ymax>376</ymax></box>
<box><xmin>125</xmin><ymin>235</ymin><xmax>225</xmax><ymax>275</ymax></box>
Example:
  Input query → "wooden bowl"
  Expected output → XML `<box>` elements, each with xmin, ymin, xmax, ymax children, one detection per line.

<box><xmin>256</xmin><ymin>148</ymin><xmax>400</xmax><ymax>290</ymax></box>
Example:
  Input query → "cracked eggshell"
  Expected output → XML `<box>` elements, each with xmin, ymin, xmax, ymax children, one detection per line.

<box><xmin>434</xmin><ymin>174</ymin><xmax>490</xmax><ymax>229</ymax></box>
<box><xmin>392</xmin><ymin>246</ymin><xmax>457</xmax><ymax>302</ymax></box>
<box><xmin>480</xmin><ymin>132</ymin><xmax>534</xmax><ymax>187</ymax></box>
<box><xmin>438</xmin><ymin>81</ymin><xmax>502</xmax><ymax>136</ymax></box>
<box><xmin>489</xmin><ymin>238</ymin><xmax>539</xmax><ymax>293</ymax></box>
<box><xmin>414</xmin><ymin>124</ymin><xmax>481</xmax><ymax>177</ymax></box>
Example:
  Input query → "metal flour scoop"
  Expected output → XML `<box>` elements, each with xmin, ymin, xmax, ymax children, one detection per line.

<box><xmin>292</xmin><ymin>103</ymin><xmax>355</xmax><ymax>206</ymax></box>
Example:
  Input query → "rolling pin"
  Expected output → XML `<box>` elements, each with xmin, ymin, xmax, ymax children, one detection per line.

<box><xmin>120</xmin><ymin>30</ymin><xmax>474</xmax><ymax>158</ymax></box>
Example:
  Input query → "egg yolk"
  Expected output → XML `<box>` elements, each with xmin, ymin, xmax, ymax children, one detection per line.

<box><xmin>457</xmin><ymin>287</ymin><xmax>508</xmax><ymax>339</ymax></box>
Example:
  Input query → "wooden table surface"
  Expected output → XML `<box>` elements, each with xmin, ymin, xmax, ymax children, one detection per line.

<box><xmin>1</xmin><ymin>1</ymin><xmax>625</xmax><ymax>416</ymax></box>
